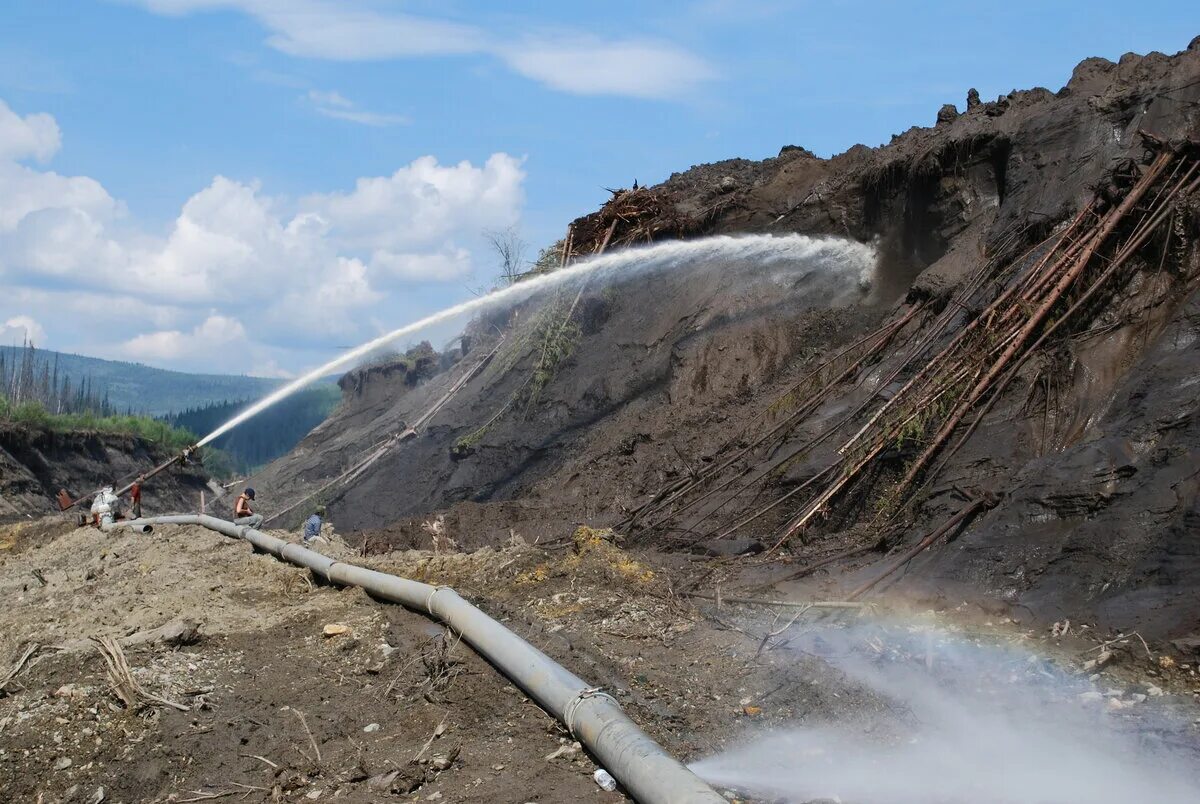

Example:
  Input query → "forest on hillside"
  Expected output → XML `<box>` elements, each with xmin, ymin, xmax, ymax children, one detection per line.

<box><xmin>0</xmin><ymin>344</ymin><xmax>280</xmax><ymax>416</ymax></box>
<box><xmin>2</xmin><ymin>342</ymin><xmax>342</xmax><ymax>473</ymax></box>
<box><xmin>0</xmin><ymin>341</ymin><xmax>118</xmax><ymax>416</ymax></box>
<box><xmin>168</xmin><ymin>386</ymin><xmax>342</xmax><ymax>473</ymax></box>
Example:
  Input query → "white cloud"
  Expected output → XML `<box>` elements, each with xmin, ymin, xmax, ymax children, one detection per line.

<box><xmin>0</xmin><ymin>315</ymin><xmax>46</xmax><ymax>346</ymax></box>
<box><xmin>303</xmin><ymin>154</ymin><xmax>525</xmax><ymax>254</ymax></box>
<box><xmin>0</xmin><ymin>97</ymin><xmax>526</xmax><ymax>373</ymax></box>
<box><xmin>123</xmin><ymin>313</ymin><xmax>247</xmax><ymax>363</ymax></box>
<box><xmin>500</xmin><ymin>38</ymin><xmax>715</xmax><ymax>99</ymax></box>
<box><xmin>370</xmin><ymin>248</ymin><xmax>472</xmax><ymax>283</ymax></box>
<box><xmin>127</xmin><ymin>0</ymin><xmax>715</xmax><ymax>100</ymax></box>
<box><xmin>0</xmin><ymin>98</ymin><xmax>60</xmax><ymax>162</ymax></box>
<box><xmin>305</xmin><ymin>89</ymin><xmax>409</xmax><ymax>127</ymax></box>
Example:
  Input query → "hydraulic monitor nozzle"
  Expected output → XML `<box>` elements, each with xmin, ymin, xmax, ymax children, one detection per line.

<box><xmin>56</xmin><ymin>443</ymin><xmax>200</xmax><ymax>511</ymax></box>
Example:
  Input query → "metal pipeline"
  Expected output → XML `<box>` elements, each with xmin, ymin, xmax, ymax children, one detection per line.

<box><xmin>107</xmin><ymin>514</ymin><xmax>723</xmax><ymax>804</ymax></box>
<box><xmin>102</xmin><ymin>520</ymin><xmax>154</xmax><ymax>534</ymax></box>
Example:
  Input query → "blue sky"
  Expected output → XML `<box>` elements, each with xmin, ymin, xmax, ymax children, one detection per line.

<box><xmin>0</xmin><ymin>0</ymin><xmax>1196</xmax><ymax>375</ymax></box>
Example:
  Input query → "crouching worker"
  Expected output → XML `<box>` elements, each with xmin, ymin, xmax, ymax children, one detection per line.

<box><xmin>303</xmin><ymin>505</ymin><xmax>327</xmax><ymax>546</ymax></box>
<box><xmin>234</xmin><ymin>487</ymin><xmax>264</xmax><ymax>528</ymax></box>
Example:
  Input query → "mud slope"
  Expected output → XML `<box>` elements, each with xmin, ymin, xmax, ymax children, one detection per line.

<box><xmin>0</xmin><ymin>425</ymin><xmax>209</xmax><ymax>520</ymax></box>
<box><xmin>252</xmin><ymin>243</ymin><xmax>880</xmax><ymax>540</ymax></box>
<box><xmin>251</xmin><ymin>41</ymin><xmax>1200</xmax><ymax>640</ymax></box>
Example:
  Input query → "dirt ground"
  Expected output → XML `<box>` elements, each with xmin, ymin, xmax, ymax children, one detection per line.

<box><xmin>3</xmin><ymin>517</ymin><xmax>1199</xmax><ymax>803</ymax></box>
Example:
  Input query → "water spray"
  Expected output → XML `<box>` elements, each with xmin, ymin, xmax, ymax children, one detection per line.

<box><xmin>195</xmin><ymin>233</ymin><xmax>876</xmax><ymax>448</ymax></box>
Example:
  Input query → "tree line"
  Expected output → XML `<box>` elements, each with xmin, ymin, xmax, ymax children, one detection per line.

<box><xmin>0</xmin><ymin>339</ymin><xmax>117</xmax><ymax>416</ymax></box>
<box><xmin>167</xmin><ymin>385</ymin><xmax>340</xmax><ymax>473</ymax></box>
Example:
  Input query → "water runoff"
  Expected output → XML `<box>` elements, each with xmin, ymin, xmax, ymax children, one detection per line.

<box><xmin>196</xmin><ymin>233</ymin><xmax>876</xmax><ymax>447</ymax></box>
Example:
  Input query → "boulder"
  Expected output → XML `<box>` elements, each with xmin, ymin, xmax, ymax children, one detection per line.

<box><xmin>936</xmin><ymin>103</ymin><xmax>960</xmax><ymax>125</ymax></box>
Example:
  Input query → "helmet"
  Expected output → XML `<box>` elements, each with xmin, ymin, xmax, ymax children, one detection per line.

<box><xmin>245</xmin><ymin>488</ymin><xmax>256</xmax><ymax>499</ymax></box>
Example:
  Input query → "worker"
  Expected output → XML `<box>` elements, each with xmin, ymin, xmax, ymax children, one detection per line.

<box><xmin>91</xmin><ymin>483</ymin><xmax>119</xmax><ymax>528</ymax></box>
<box><xmin>233</xmin><ymin>487</ymin><xmax>263</xmax><ymax>528</ymax></box>
<box><xmin>302</xmin><ymin>505</ymin><xmax>327</xmax><ymax>545</ymax></box>
<box><xmin>130</xmin><ymin>474</ymin><xmax>144</xmax><ymax>519</ymax></box>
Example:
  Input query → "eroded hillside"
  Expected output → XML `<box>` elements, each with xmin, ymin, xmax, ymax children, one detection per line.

<box><xmin>245</xmin><ymin>42</ymin><xmax>1200</xmax><ymax>650</ymax></box>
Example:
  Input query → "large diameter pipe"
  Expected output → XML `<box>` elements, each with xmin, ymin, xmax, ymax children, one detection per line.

<box><xmin>108</xmin><ymin>514</ymin><xmax>723</xmax><ymax>804</ymax></box>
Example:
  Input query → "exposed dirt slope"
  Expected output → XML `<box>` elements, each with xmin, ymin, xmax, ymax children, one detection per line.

<box><xmin>247</xmin><ymin>41</ymin><xmax>1200</xmax><ymax>646</ymax></box>
<box><xmin>0</xmin><ymin>425</ymin><xmax>209</xmax><ymax>521</ymax></box>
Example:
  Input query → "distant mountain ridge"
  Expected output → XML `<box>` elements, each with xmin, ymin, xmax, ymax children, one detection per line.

<box><xmin>0</xmin><ymin>346</ymin><xmax>282</xmax><ymax>416</ymax></box>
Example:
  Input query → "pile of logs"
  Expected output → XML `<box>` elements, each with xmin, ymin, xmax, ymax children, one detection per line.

<box><xmin>568</xmin><ymin>187</ymin><xmax>693</xmax><ymax>256</ymax></box>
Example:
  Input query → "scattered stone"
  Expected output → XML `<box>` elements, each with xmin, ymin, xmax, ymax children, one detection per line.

<box><xmin>53</xmin><ymin>756</ymin><xmax>73</xmax><ymax>770</ymax></box>
<box><xmin>366</xmin><ymin>771</ymin><xmax>400</xmax><ymax>791</ymax></box>
<box><xmin>430</xmin><ymin>747</ymin><xmax>460</xmax><ymax>771</ymax></box>
<box><xmin>1170</xmin><ymin>636</ymin><xmax>1200</xmax><ymax>656</ymax></box>
<box><xmin>1146</xmin><ymin>684</ymin><xmax>1164</xmax><ymax>697</ymax></box>
<box><xmin>323</xmin><ymin>624</ymin><xmax>351</xmax><ymax>638</ymax></box>
<box><xmin>1078</xmin><ymin>691</ymin><xmax>1104</xmax><ymax>704</ymax></box>
<box><xmin>363</xmin><ymin>723</ymin><xmax>380</xmax><ymax>733</ymax></box>
<box><xmin>545</xmin><ymin>744</ymin><xmax>578</xmax><ymax>761</ymax></box>
<box><xmin>125</xmin><ymin>619</ymin><xmax>201</xmax><ymax>647</ymax></box>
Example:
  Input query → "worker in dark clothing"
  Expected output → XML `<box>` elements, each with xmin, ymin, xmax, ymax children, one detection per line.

<box><xmin>234</xmin><ymin>488</ymin><xmax>263</xmax><ymax>528</ymax></box>
<box><xmin>302</xmin><ymin>505</ymin><xmax>326</xmax><ymax>545</ymax></box>
<box><xmin>130</xmin><ymin>475</ymin><xmax>144</xmax><ymax>519</ymax></box>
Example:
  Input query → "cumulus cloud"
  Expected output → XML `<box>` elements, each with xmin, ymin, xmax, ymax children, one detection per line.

<box><xmin>123</xmin><ymin>313</ymin><xmax>247</xmax><ymax>363</ymax></box>
<box><xmin>0</xmin><ymin>315</ymin><xmax>46</xmax><ymax>346</ymax></box>
<box><xmin>0</xmin><ymin>99</ymin><xmax>60</xmax><ymax>162</ymax></box>
<box><xmin>128</xmin><ymin>0</ymin><xmax>715</xmax><ymax>99</ymax></box>
<box><xmin>0</xmin><ymin>97</ymin><xmax>526</xmax><ymax>373</ymax></box>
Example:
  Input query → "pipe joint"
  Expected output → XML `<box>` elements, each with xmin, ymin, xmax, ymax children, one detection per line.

<box><xmin>425</xmin><ymin>585</ymin><xmax>451</xmax><ymax>615</ymax></box>
<box><xmin>565</xmin><ymin>687</ymin><xmax>619</xmax><ymax>737</ymax></box>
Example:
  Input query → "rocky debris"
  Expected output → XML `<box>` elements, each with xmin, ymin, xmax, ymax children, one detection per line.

<box><xmin>936</xmin><ymin>103</ymin><xmax>960</xmax><ymax>124</ymax></box>
<box><xmin>123</xmin><ymin>619</ymin><xmax>201</xmax><ymax>648</ymax></box>
<box><xmin>693</xmin><ymin>538</ymin><xmax>764</xmax><ymax>558</ymax></box>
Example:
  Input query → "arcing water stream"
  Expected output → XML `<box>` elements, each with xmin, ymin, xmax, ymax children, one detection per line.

<box><xmin>196</xmin><ymin>233</ymin><xmax>876</xmax><ymax>447</ymax></box>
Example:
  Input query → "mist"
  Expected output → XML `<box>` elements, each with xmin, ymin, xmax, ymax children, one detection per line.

<box><xmin>691</xmin><ymin>620</ymin><xmax>1200</xmax><ymax>803</ymax></box>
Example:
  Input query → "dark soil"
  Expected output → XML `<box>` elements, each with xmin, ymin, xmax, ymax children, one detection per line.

<box><xmin>0</xmin><ymin>425</ymin><xmax>210</xmax><ymax>522</ymax></box>
<box><xmin>247</xmin><ymin>40</ymin><xmax>1200</xmax><ymax>647</ymax></box>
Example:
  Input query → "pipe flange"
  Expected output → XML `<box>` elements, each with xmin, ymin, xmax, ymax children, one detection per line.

<box><xmin>564</xmin><ymin>687</ymin><xmax>618</xmax><ymax>737</ymax></box>
<box><xmin>425</xmin><ymin>585</ymin><xmax>451</xmax><ymax>615</ymax></box>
